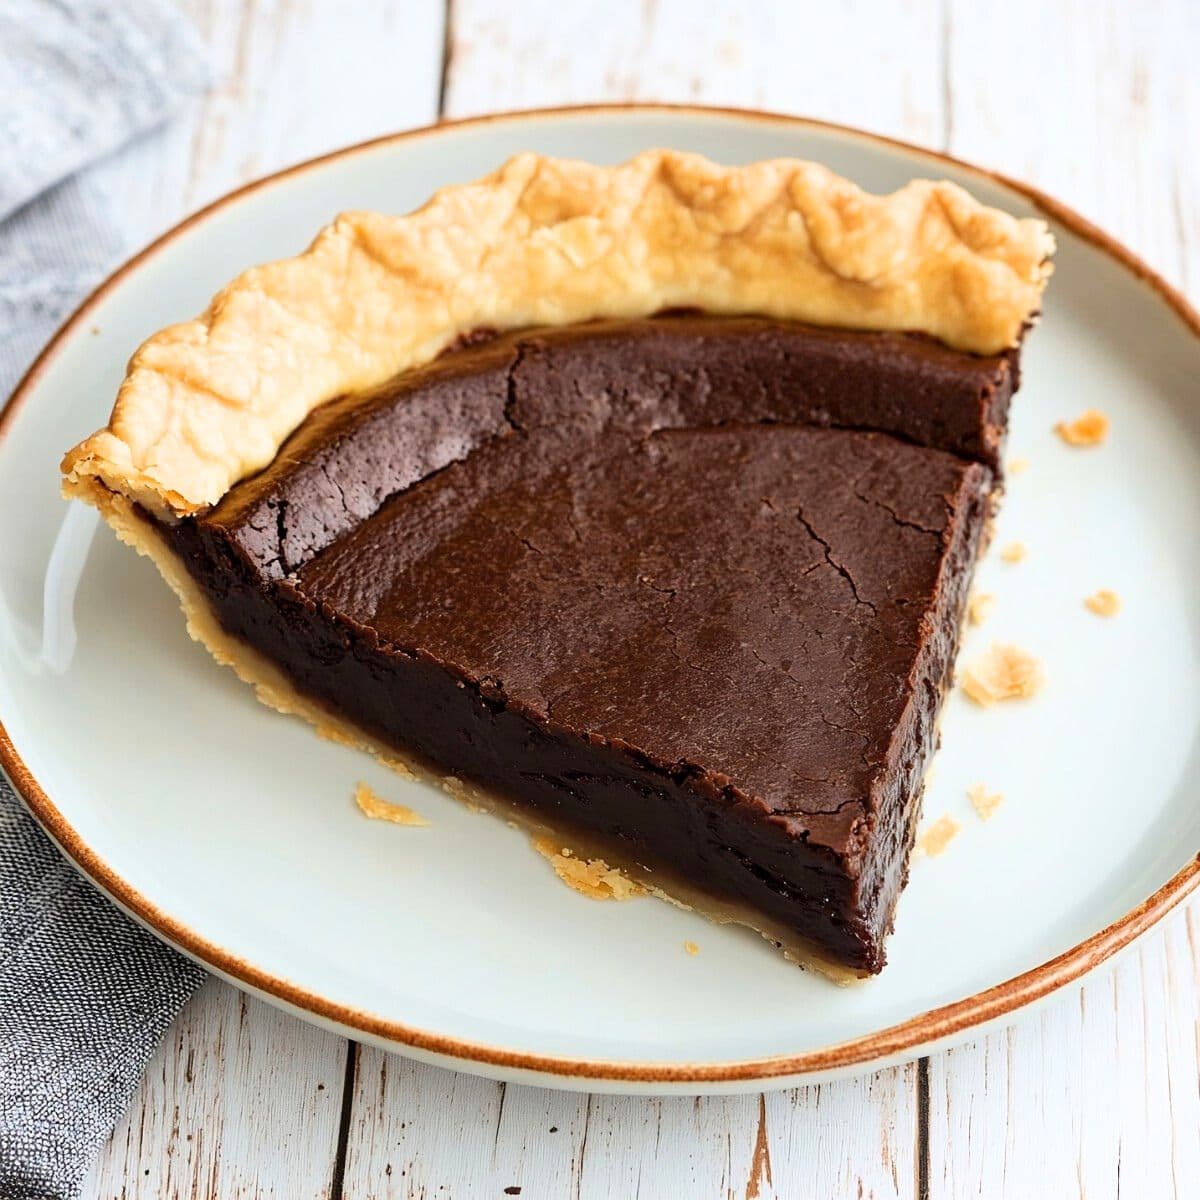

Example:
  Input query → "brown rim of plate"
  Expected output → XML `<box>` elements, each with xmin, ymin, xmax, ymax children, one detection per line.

<box><xmin>2</xmin><ymin>103</ymin><xmax>1198</xmax><ymax>1085</ymax></box>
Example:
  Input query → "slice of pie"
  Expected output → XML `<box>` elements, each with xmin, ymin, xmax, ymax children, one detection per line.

<box><xmin>62</xmin><ymin>152</ymin><xmax>1053</xmax><ymax>978</ymax></box>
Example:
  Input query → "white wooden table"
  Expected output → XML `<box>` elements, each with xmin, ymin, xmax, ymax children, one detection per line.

<box><xmin>81</xmin><ymin>3</ymin><xmax>1200</xmax><ymax>1196</ymax></box>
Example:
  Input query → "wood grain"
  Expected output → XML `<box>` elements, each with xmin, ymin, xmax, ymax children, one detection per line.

<box><xmin>927</xmin><ymin>5</ymin><xmax>1199</xmax><ymax>1195</ymax></box>
<box><xmin>446</xmin><ymin>0</ymin><xmax>946</xmax><ymax>146</ymax></box>
<box><xmin>78</xmin><ymin>3</ymin><xmax>446</xmax><ymax>1197</ymax></box>
<box><xmin>340</xmin><ymin>1050</ymin><xmax>919</xmax><ymax>1199</ymax></box>
<box><xmin>72</xmin><ymin>1</ymin><xmax>1200</xmax><ymax>1197</ymax></box>
<box><xmin>944</xmin><ymin>0</ymin><xmax>1199</xmax><ymax>291</ymax></box>
<box><xmin>927</xmin><ymin>912</ymin><xmax>1200</xmax><ymax>1199</ymax></box>
<box><xmin>360</xmin><ymin>5</ymin><xmax>941</xmax><ymax>1196</ymax></box>
<box><xmin>82</xmin><ymin>982</ymin><xmax>348</xmax><ymax>1200</ymax></box>
<box><xmin>89</xmin><ymin>0</ymin><xmax>446</xmax><ymax>246</ymax></box>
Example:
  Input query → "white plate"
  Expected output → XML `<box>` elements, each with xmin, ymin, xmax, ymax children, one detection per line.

<box><xmin>2</xmin><ymin>106</ymin><xmax>1198</xmax><ymax>1094</ymax></box>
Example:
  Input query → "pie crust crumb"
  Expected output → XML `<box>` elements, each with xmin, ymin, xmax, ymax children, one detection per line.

<box><xmin>916</xmin><ymin>815</ymin><xmax>961</xmax><ymax>858</ymax></box>
<box><xmin>1055</xmin><ymin>409</ymin><xmax>1110</xmax><ymax>447</ymax></box>
<box><xmin>961</xmin><ymin>642</ymin><xmax>1046</xmax><ymax>705</ymax></box>
<box><xmin>1000</xmin><ymin>540</ymin><xmax>1027</xmax><ymax>563</ymax></box>
<box><xmin>968</xmin><ymin>591</ymin><xmax>996</xmax><ymax>626</ymax></box>
<box><xmin>967</xmin><ymin>783</ymin><xmax>1005</xmax><ymax>821</ymax></box>
<box><xmin>353</xmin><ymin>781</ymin><xmax>430</xmax><ymax>826</ymax></box>
<box><xmin>1084</xmin><ymin>589</ymin><xmax>1122</xmax><ymax>617</ymax></box>
<box><xmin>684</xmin><ymin>940</ymin><xmax>700</xmax><ymax>956</ymax></box>
<box><xmin>1007</xmin><ymin>456</ymin><xmax>1030</xmax><ymax>475</ymax></box>
<box><xmin>532</xmin><ymin>837</ymin><xmax>646</xmax><ymax>900</ymax></box>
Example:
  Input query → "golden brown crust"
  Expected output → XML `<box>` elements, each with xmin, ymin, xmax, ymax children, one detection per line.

<box><xmin>62</xmin><ymin>150</ymin><xmax>1054</xmax><ymax>518</ymax></box>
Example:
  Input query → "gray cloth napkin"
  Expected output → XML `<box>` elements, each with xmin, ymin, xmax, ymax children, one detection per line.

<box><xmin>0</xmin><ymin>5</ymin><xmax>210</xmax><ymax>1198</ymax></box>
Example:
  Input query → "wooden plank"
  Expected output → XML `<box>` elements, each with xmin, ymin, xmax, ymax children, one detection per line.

<box><xmin>82</xmin><ymin>981</ymin><xmax>348</xmax><ymax>1200</ymax></box>
<box><xmin>445</xmin><ymin>0</ymin><xmax>946</xmax><ymax>146</ymax></box>
<box><xmin>943</xmin><ymin>0</ymin><xmax>1199</xmax><ymax>290</ymax></box>
<box><xmin>927</xmin><ymin>913</ymin><xmax>1200</xmax><ymax>1199</ymax></box>
<box><xmin>339</xmin><ymin>1052</ymin><xmax>585</xmax><ymax>1198</ymax></box>
<box><xmin>78</xmin><ymin>2</ymin><xmax>446</xmax><ymax>1196</ymax></box>
<box><xmin>342</xmin><ymin>1049</ymin><xmax>920</xmax><ymax>1199</ymax></box>
<box><xmin>336</xmin><ymin>7</ymin><xmax>939</xmax><ymax>1200</ymax></box>
<box><xmin>573</xmin><ymin>1069</ymin><xmax>920</xmax><ymax>1199</ymax></box>
<box><xmin>76</xmin><ymin>2</ymin><xmax>1200</xmax><ymax>1198</ymax></box>
<box><xmin>928</xmin><ymin>2</ymin><xmax>1199</xmax><ymax>1195</ymax></box>
<box><xmin>90</xmin><ymin>0</ymin><xmax>447</xmax><ymax>246</ymax></box>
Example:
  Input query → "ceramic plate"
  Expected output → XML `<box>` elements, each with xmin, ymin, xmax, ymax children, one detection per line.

<box><xmin>3</xmin><ymin>106</ymin><xmax>1198</xmax><ymax>1094</ymax></box>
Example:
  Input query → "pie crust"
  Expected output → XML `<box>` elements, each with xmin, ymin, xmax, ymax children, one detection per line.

<box><xmin>62</xmin><ymin>150</ymin><xmax>1053</xmax><ymax>519</ymax></box>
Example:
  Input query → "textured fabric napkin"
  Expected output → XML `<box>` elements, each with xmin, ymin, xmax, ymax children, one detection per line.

<box><xmin>0</xmin><ymin>5</ymin><xmax>209</xmax><ymax>1198</ymax></box>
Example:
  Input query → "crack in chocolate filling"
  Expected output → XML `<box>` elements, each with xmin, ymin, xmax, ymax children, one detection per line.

<box><xmin>158</xmin><ymin>315</ymin><xmax>1011</xmax><ymax>973</ymax></box>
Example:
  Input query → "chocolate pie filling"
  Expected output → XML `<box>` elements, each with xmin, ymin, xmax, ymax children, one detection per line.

<box><xmin>157</xmin><ymin>316</ymin><xmax>1012</xmax><ymax>974</ymax></box>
